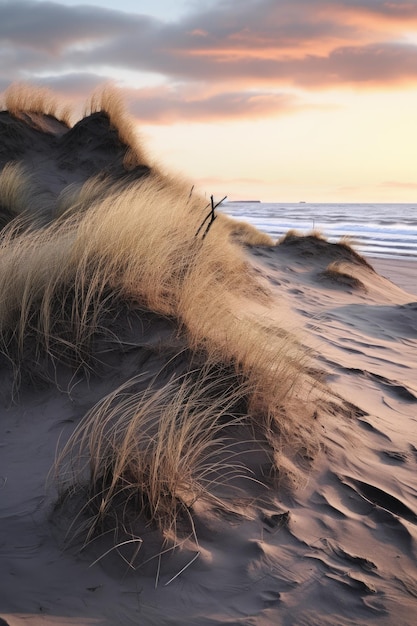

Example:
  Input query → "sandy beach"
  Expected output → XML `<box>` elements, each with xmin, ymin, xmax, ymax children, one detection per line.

<box><xmin>0</xmin><ymin>86</ymin><xmax>416</xmax><ymax>626</ymax></box>
<box><xmin>371</xmin><ymin>257</ymin><xmax>416</xmax><ymax>296</ymax></box>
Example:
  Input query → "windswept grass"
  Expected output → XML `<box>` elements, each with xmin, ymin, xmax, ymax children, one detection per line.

<box><xmin>56</xmin><ymin>370</ymin><xmax>253</xmax><ymax>546</ymax></box>
<box><xmin>278</xmin><ymin>230</ymin><xmax>374</xmax><ymax>269</ymax></box>
<box><xmin>85</xmin><ymin>85</ymin><xmax>148</xmax><ymax>169</ymax></box>
<box><xmin>220</xmin><ymin>214</ymin><xmax>274</xmax><ymax>246</ymax></box>
<box><xmin>278</xmin><ymin>229</ymin><xmax>325</xmax><ymax>244</ymax></box>
<box><xmin>0</xmin><ymin>163</ymin><xmax>31</xmax><ymax>216</ymax></box>
<box><xmin>0</xmin><ymin>162</ymin><xmax>55</xmax><ymax>224</ymax></box>
<box><xmin>2</xmin><ymin>82</ymin><xmax>72</xmax><ymax>127</ymax></box>
<box><xmin>320</xmin><ymin>261</ymin><xmax>367</xmax><ymax>291</ymax></box>
<box><xmin>0</xmin><ymin>163</ymin><xmax>25</xmax><ymax>226</ymax></box>
<box><xmin>0</xmin><ymin>171</ymin><xmax>310</xmax><ymax>417</ymax></box>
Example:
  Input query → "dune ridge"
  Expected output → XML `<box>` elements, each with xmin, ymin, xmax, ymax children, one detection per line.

<box><xmin>0</xmin><ymin>84</ymin><xmax>322</xmax><ymax>544</ymax></box>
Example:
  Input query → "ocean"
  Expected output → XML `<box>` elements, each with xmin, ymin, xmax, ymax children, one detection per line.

<box><xmin>220</xmin><ymin>202</ymin><xmax>417</xmax><ymax>260</ymax></box>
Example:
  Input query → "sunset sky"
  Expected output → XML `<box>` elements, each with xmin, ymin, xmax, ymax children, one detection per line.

<box><xmin>1</xmin><ymin>0</ymin><xmax>417</xmax><ymax>202</ymax></box>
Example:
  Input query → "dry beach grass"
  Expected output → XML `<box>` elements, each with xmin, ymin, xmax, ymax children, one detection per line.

<box><xmin>0</xmin><ymin>84</ymin><xmax>320</xmax><ymax>548</ymax></box>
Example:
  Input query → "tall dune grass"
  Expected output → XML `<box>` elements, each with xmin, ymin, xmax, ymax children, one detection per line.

<box><xmin>0</xmin><ymin>162</ymin><xmax>56</xmax><ymax>224</ymax></box>
<box><xmin>56</xmin><ymin>369</ymin><xmax>254</xmax><ymax>547</ymax></box>
<box><xmin>278</xmin><ymin>230</ymin><xmax>374</xmax><ymax>268</ymax></box>
<box><xmin>0</xmin><ymin>85</ymin><xmax>322</xmax><ymax>552</ymax></box>
<box><xmin>2</xmin><ymin>83</ymin><xmax>72</xmax><ymax>127</ymax></box>
<box><xmin>85</xmin><ymin>85</ymin><xmax>148</xmax><ymax>169</ymax></box>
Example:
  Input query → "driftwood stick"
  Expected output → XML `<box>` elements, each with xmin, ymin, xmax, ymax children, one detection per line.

<box><xmin>195</xmin><ymin>195</ymin><xmax>227</xmax><ymax>239</ymax></box>
<box><xmin>202</xmin><ymin>195</ymin><xmax>217</xmax><ymax>239</ymax></box>
<box><xmin>194</xmin><ymin>202</ymin><xmax>211</xmax><ymax>237</ymax></box>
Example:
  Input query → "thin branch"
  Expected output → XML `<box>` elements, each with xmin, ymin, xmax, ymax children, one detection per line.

<box><xmin>195</xmin><ymin>195</ymin><xmax>227</xmax><ymax>239</ymax></box>
<box><xmin>194</xmin><ymin>201</ymin><xmax>212</xmax><ymax>237</ymax></box>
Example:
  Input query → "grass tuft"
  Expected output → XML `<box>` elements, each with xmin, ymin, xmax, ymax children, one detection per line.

<box><xmin>0</xmin><ymin>85</ymin><xmax>326</xmax><ymax>559</ymax></box>
<box><xmin>2</xmin><ymin>82</ymin><xmax>72</xmax><ymax>127</ymax></box>
<box><xmin>56</xmin><ymin>370</ymin><xmax>252</xmax><ymax>547</ymax></box>
<box><xmin>85</xmin><ymin>84</ymin><xmax>149</xmax><ymax>168</ymax></box>
<box><xmin>320</xmin><ymin>261</ymin><xmax>367</xmax><ymax>291</ymax></box>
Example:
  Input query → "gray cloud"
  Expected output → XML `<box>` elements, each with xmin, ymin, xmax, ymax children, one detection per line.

<box><xmin>278</xmin><ymin>43</ymin><xmax>417</xmax><ymax>86</ymax></box>
<box><xmin>39</xmin><ymin>72</ymin><xmax>105</xmax><ymax>93</ymax></box>
<box><xmin>65</xmin><ymin>38</ymin><xmax>417</xmax><ymax>87</ymax></box>
<box><xmin>0</xmin><ymin>0</ymin><xmax>151</xmax><ymax>52</ymax></box>
<box><xmin>129</xmin><ymin>88</ymin><xmax>300</xmax><ymax>122</ymax></box>
<box><xmin>340</xmin><ymin>0</ymin><xmax>417</xmax><ymax>18</ymax></box>
<box><xmin>2</xmin><ymin>0</ymin><xmax>417</xmax><ymax>123</ymax></box>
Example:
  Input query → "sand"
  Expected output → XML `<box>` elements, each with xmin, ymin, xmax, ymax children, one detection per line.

<box><xmin>0</xmin><ymin>87</ymin><xmax>416</xmax><ymax>626</ymax></box>
<box><xmin>372</xmin><ymin>257</ymin><xmax>417</xmax><ymax>296</ymax></box>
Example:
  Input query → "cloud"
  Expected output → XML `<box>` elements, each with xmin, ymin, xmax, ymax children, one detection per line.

<box><xmin>339</xmin><ymin>0</ymin><xmax>417</xmax><ymax>20</ymax></box>
<box><xmin>128</xmin><ymin>87</ymin><xmax>301</xmax><ymax>123</ymax></box>
<box><xmin>78</xmin><ymin>38</ymin><xmax>417</xmax><ymax>88</ymax></box>
<box><xmin>381</xmin><ymin>180</ymin><xmax>417</xmax><ymax>189</ymax></box>
<box><xmin>39</xmin><ymin>72</ymin><xmax>106</xmax><ymax>95</ymax></box>
<box><xmin>0</xmin><ymin>72</ymin><xmax>306</xmax><ymax>124</ymax></box>
<box><xmin>0</xmin><ymin>0</ymin><xmax>147</xmax><ymax>53</ymax></box>
<box><xmin>2</xmin><ymin>0</ymin><xmax>417</xmax><ymax>123</ymax></box>
<box><xmin>282</xmin><ymin>43</ymin><xmax>417</xmax><ymax>87</ymax></box>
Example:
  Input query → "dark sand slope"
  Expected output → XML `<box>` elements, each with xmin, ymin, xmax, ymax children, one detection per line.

<box><xmin>0</xmin><ymin>86</ymin><xmax>416</xmax><ymax>626</ymax></box>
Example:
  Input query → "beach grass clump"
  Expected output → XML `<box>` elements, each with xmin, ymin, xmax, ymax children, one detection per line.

<box><xmin>0</xmin><ymin>162</ymin><xmax>56</xmax><ymax>225</ymax></box>
<box><xmin>278</xmin><ymin>230</ymin><xmax>374</xmax><ymax>269</ymax></box>
<box><xmin>277</xmin><ymin>229</ymin><xmax>325</xmax><ymax>244</ymax></box>
<box><xmin>85</xmin><ymin>85</ymin><xmax>149</xmax><ymax>169</ymax></box>
<box><xmin>0</xmin><ymin>165</ymin><xmax>275</xmax><ymax>373</ymax></box>
<box><xmin>2</xmin><ymin>82</ymin><xmax>72</xmax><ymax>127</ymax></box>
<box><xmin>0</xmin><ymin>169</ymin><xmax>313</xmax><ymax>435</ymax></box>
<box><xmin>0</xmin><ymin>163</ymin><xmax>30</xmax><ymax>217</ymax></box>
<box><xmin>56</xmin><ymin>370</ymin><xmax>252</xmax><ymax>545</ymax></box>
<box><xmin>320</xmin><ymin>261</ymin><xmax>367</xmax><ymax>291</ymax></box>
<box><xmin>336</xmin><ymin>237</ymin><xmax>374</xmax><ymax>269</ymax></box>
<box><xmin>220</xmin><ymin>214</ymin><xmax>274</xmax><ymax>246</ymax></box>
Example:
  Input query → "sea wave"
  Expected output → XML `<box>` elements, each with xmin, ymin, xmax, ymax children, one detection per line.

<box><xmin>221</xmin><ymin>202</ymin><xmax>417</xmax><ymax>259</ymax></box>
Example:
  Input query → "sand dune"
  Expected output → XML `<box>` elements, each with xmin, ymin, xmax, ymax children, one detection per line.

<box><xmin>0</xmin><ymin>85</ymin><xmax>416</xmax><ymax>626</ymax></box>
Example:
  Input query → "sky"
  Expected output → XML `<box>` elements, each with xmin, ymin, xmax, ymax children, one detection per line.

<box><xmin>1</xmin><ymin>0</ymin><xmax>417</xmax><ymax>202</ymax></box>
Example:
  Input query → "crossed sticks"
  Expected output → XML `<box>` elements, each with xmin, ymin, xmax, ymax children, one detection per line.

<box><xmin>195</xmin><ymin>195</ymin><xmax>227</xmax><ymax>240</ymax></box>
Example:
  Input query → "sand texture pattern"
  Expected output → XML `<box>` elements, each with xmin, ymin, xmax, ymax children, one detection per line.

<box><xmin>0</xmin><ymin>85</ymin><xmax>416</xmax><ymax>626</ymax></box>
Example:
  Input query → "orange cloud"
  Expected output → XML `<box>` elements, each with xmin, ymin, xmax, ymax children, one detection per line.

<box><xmin>381</xmin><ymin>180</ymin><xmax>417</xmax><ymax>189</ymax></box>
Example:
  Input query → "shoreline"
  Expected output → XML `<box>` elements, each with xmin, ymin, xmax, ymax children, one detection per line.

<box><xmin>369</xmin><ymin>256</ymin><xmax>417</xmax><ymax>296</ymax></box>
